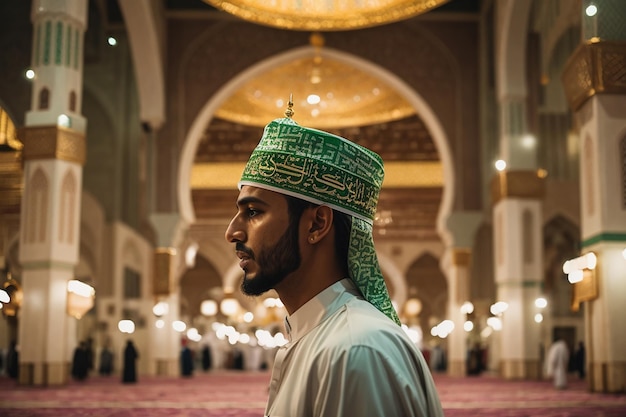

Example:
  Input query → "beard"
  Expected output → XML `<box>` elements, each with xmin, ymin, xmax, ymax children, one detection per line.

<box><xmin>240</xmin><ymin>217</ymin><xmax>301</xmax><ymax>296</ymax></box>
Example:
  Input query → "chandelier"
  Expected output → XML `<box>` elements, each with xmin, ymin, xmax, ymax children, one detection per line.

<box><xmin>204</xmin><ymin>0</ymin><xmax>450</xmax><ymax>31</ymax></box>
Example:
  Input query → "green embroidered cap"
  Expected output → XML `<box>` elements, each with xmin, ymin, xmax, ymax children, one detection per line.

<box><xmin>239</xmin><ymin>100</ymin><xmax>401</xmax><ymax>325</ymax></box>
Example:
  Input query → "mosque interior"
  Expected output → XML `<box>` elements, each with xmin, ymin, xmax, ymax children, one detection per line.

<box><xmin>0</xmin><ymin>0</ymin><xmax>625</xmax><ymax>393</ymax></box>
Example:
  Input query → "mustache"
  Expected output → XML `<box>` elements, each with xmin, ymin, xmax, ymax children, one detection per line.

<box><xmin>235</xmin><ymin>242</ymin><xmax>254</xmax><ymax>258</ymax></box>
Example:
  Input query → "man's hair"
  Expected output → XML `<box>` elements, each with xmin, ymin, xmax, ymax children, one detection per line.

<box><xmin>284</xmin><ymin>195</ymin><xmax>350</xmax><ymax>274</ymax></box>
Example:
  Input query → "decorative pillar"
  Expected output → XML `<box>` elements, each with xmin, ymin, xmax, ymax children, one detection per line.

<box><xmin>445</xmin><ymin>249</ymin><xmax>471</xmax><ymax>377</ymax></box>
<box><xmin>149</xmin><ymin>213</ymin><xmax>186</xmax><ymax>376</ymax></box>
<box><xmin>444</xmin><ymin>212</ymin><xmax>482</xmax><ymax>377</ymax></box>
<box><xmin>492</xmin><ymin>170</ymin><xmax>545</xmax><ymax>379</ymax></box>
<box><xmin>561</xmin><ymin>0</ymin><xmax>626</xmax><ymax>393</ymax></box>
<box><xmin>151</xmin><ymin>246</ymin><xmax>180</xmax><ymax>376</ymax></box>
<box><xmin>17</xmin><ymin>0</ymin><xmax>87</xmax><ymax>385</ymax></box>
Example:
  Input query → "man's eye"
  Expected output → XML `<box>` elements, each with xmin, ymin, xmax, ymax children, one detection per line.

<box><xmin>247</xmin><ymin>208</ymin><xmax>260</xmax><ymax>217</ymax></box>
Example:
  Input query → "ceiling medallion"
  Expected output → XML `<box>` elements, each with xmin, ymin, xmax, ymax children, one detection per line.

<box><xmin>205</xmin><ymin>0</ymin><xmax>450</xmax><ymax>31</ymax></box>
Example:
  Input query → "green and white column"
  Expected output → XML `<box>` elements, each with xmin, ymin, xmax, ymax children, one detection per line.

<box><xmin>17</xmin><ymin>0</ymin><xmax>87</xmax><ymax>386</ymax></box>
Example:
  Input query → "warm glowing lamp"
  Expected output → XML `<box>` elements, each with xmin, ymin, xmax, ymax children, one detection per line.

<box><xmin>220</xmin><ymin>296</ymin><xmax>240</xmax><ymax>316</ymax></box>
<box><xmin>67</xmin><ymin>280</ymin><xmax>95</xmax><ymax>319</ymax></box>
<box><xmin>152</xmin><ymin>301</ymin><xmax>169</xmax><ymax>317</ymax></box>
<box><xmin>404</xmin><ymin>298</ymin><xmax>422</xmax><ymax>316</ymax></box>
<box><xmin>118</xmin><ymin>319</ymin><xmax>135</xmax><ymax>334</ymax></box>
<box><xmin>201</xmin><ymin>299</ymin><xmax>218</xmax><ymax>316</ymax></box>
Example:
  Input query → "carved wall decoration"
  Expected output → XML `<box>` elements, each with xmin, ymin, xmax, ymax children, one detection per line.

<box><xmin>25</xmin><ymin>167</ymin><xmax>49</xmax><ymax>244</ymax></box>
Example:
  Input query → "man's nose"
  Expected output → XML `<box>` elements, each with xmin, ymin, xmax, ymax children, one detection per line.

<box><xmin>225</xmin><ymin>216</ymin><xmax>244</xmax><ymax>243</ymax></box>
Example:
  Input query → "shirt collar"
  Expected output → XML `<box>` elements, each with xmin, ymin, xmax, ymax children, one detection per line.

<box><xmin>284</xmin><ymin>278</ymin><xmax>360</xmax><ymax>342</ymax></box>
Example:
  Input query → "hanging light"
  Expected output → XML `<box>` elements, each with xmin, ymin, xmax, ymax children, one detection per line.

<box><xmin>534</xmin><ymin>297</ymin><xmax>548</xmax><ymax>309</ymax></box>
<box><xmin>490</xmin><ymin>301</ymin><xmax>509</xmax><ymax>316</ymax></box>
<box><xmin>243</xmin><ymin>312</ymin><xmax>254</xmax><ymax>323</ymax></box>
<box><xmin>201</xmin><ymin>299</ymin><xmax>218</xmax><ymax>316</ymax></box>
<box><xmin>152</xmin><ymin>301</ymin><xmax>169</xmax><ymax>317</ymax></box>
<box><xmin>118</xmin><ymin>320</ymin><xmax>135</xmax><ymax>334</ymax></box>
<box><xmin>220</xmin><ymin>296</ymin><xmax>240</xmax><ymax>317</ymax></box>
<box><xmin>204</xmin><ymin>0</ymin><xmax>450</xmax><ymax>31</ymax></box>
<box><xmin>460</xmin><ymin>301</ymin><xmax>474</xmax><ymax>315</ymax></box>
<box><xmin>67</xmin><ymin>280</ymin><xmax>95</xmax><ymax>319</ymax></box>
<box><xmin>404</xmin><ymin>298</ymin><xmax>422</xmax><ymax>316</ymax></box>
<box><xmin>486</xmin><ymin>317</ymin><xmax>502</xmax><ymax>331</ymax></box>
<box><xmin>172</xmin><ymin>320</ymin><xmax>187</xmax><ymax>332</ymax></box>
<box><xmin>463</xmin><ymin>320</ymin><xmax>474</xmax><ymax>332</ymax></box>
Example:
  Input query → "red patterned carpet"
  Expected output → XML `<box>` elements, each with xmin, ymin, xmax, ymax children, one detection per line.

<box><xmin>1</xmin><ymin>370</ymin><xmax>625</xmax><ymax>416</ymax></box>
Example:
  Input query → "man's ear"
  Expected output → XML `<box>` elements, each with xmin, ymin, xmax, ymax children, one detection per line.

<box><xmin>308</xmin><ymin>205</ymin><xmax>333</xmax><ymax>244</ymax></box>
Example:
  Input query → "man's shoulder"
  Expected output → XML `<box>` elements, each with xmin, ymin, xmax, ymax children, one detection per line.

<box><xmin>320</xmin><ymin>298</ymin><xmax>413</xmax><ymax>352</ymax></box>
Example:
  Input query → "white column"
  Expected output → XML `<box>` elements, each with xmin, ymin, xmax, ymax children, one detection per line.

<box><xmin>493</xmin><ymin>194</ymin><xmax>543</xmax><ymax>379</ymax></box>
<box><xmin>149</xmin><ymin>213</ymin><xmax>187</xmax><ymax>376</ymax></box>
<box><xmin>17</xmin><ymin>0</ymin><xmax>87</xmax><ymax>386</ymax></box>
<box><xmin>560</xmin><ymin>0</ymin><xmax>626</xmax><ymax>392</ymax></box>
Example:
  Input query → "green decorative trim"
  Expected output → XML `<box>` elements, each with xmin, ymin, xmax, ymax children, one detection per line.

<box><xmin>43</xmin><ymin>21</ymin><xmax>51</xmax><ymax>65</ymax></box>
<box><xmin>74</xmin><ymin>28</ymin><xmax>79</xmax><ymax>69</ymax></box>
<box><xmin>582</xmin><ymin>232</ymin><xmax>626</xmax><ymax>248</ymax></box>
<box><xmin>66</xmin><ymin>25</ymin><xmax>72</xmax><ymax>67</ymax></box>
<box><xmin>34</xmin><ymin>24</ymin><xmax>40</xmax><ymax>67</ymax></box>
<box><xmin>496</xmin><ymin>280</ymin><xmax>542</xmax><ymax>288</ymax></box>
<box><xmin>22</xmin><ymin>260</ymin><xmax>76</xmax><ymax>271</ymax></box>
<box><xmin>55</xmin><ymin>21</ymin><xmax>63</xmax><ymax>65</ymax></box>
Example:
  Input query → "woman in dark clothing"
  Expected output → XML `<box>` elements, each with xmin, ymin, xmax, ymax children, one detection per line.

<box><xmin>574</xmin><ymin>341</ymin><xmax>586</xmax><ymax>379</ymax></box>
<box><xmin>180</xmin><ymin>338</ymin><xmax>194</xmax><ymax>377</ymax></box>
<box><xmin>122</xmin><ymin>340</ymin><xmax>138</xmax><ymax>383</ymax></box>
<box><xmin>7</xmin><ymin>340</ymin><xmax>18</xmax><ymax>379</ymax></box>
<box><xmin>201</xmin><ymin>345</ymin><xmax>212</xmax><ymax>371</ymax></box>
<box><xmin>71</xmin><ymin>341</ymin><xmax>89</xmax><ymax>380</ymax></box>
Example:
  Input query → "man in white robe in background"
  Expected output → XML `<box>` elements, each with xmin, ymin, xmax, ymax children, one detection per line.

<box><xmin>547</xmin><ymin>338</ymin><xmax>569</xmax><ymax>389</ymax></box>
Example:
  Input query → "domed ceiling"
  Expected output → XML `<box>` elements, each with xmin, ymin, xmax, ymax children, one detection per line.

<box><xmin>215</xmin><ymin>54</ymin><xmax>416</xmax><ymax>129</ymax></box>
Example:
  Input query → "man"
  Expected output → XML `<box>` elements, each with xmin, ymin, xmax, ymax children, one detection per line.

<box><xmin>225</xmin><ymin>99</ymin><xmax>443</xmax><ymax>416</ymax></box>
<box><xmin>546</xmin><ymin>337</ymin><xmax>569</xmax><ymax>389</ymax></box>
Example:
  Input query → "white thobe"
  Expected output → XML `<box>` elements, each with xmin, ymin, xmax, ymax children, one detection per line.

<box><xmin>265</xmin><ymin>279</ymin><xmax>444</xmax><ymax>417</ymax></box>
<box><xmin>546</xmin><ymin>339</ymin><xmax>569</xmax><ymax>389</ymax></box>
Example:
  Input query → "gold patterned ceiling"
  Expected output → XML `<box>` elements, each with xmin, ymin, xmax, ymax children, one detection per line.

<box><xmin>204</xmin><ymin>0</ymin><xmax>450</xmax><ymax>31</ymax></box>
<box><xmin>215</xmin><ymin>50</ymin><xmax>415</xmax><ymax>129</ymax></box>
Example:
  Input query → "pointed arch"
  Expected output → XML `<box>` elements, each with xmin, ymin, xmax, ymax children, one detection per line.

<box><xmin>178</xmin><ymin>46</ymin><xmax>454</xmax><ymax>245</ymax></box>
<box><xmin>495</xmin><ymin>0</ymin><xmax>532</xmax><ymax>99</ymax></box>
<box><xmin>405</xmin><ymin>252</ymin><xmax>447</xmax><ymax>339</ymax></box>
<box><xmin>543</xmin><ymin>215</ymin><xmax>580</xmax><ymax>316</ymax></box>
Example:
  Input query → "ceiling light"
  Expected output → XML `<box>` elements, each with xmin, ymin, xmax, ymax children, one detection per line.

<box><xmin>204</xmin><ymin>0</ymin><xmax>450</xmax><ymax>31</ymax></box>
<box><xmin>307</xmin><ymin>94</ymin><xmax>321</xmax><ymax>105</ymax></box>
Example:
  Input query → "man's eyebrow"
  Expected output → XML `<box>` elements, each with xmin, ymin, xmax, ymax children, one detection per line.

<box><xmin>236</xmin><ymin>196</ymin><xmax>267</xmax><ymax>207</ymax></box>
